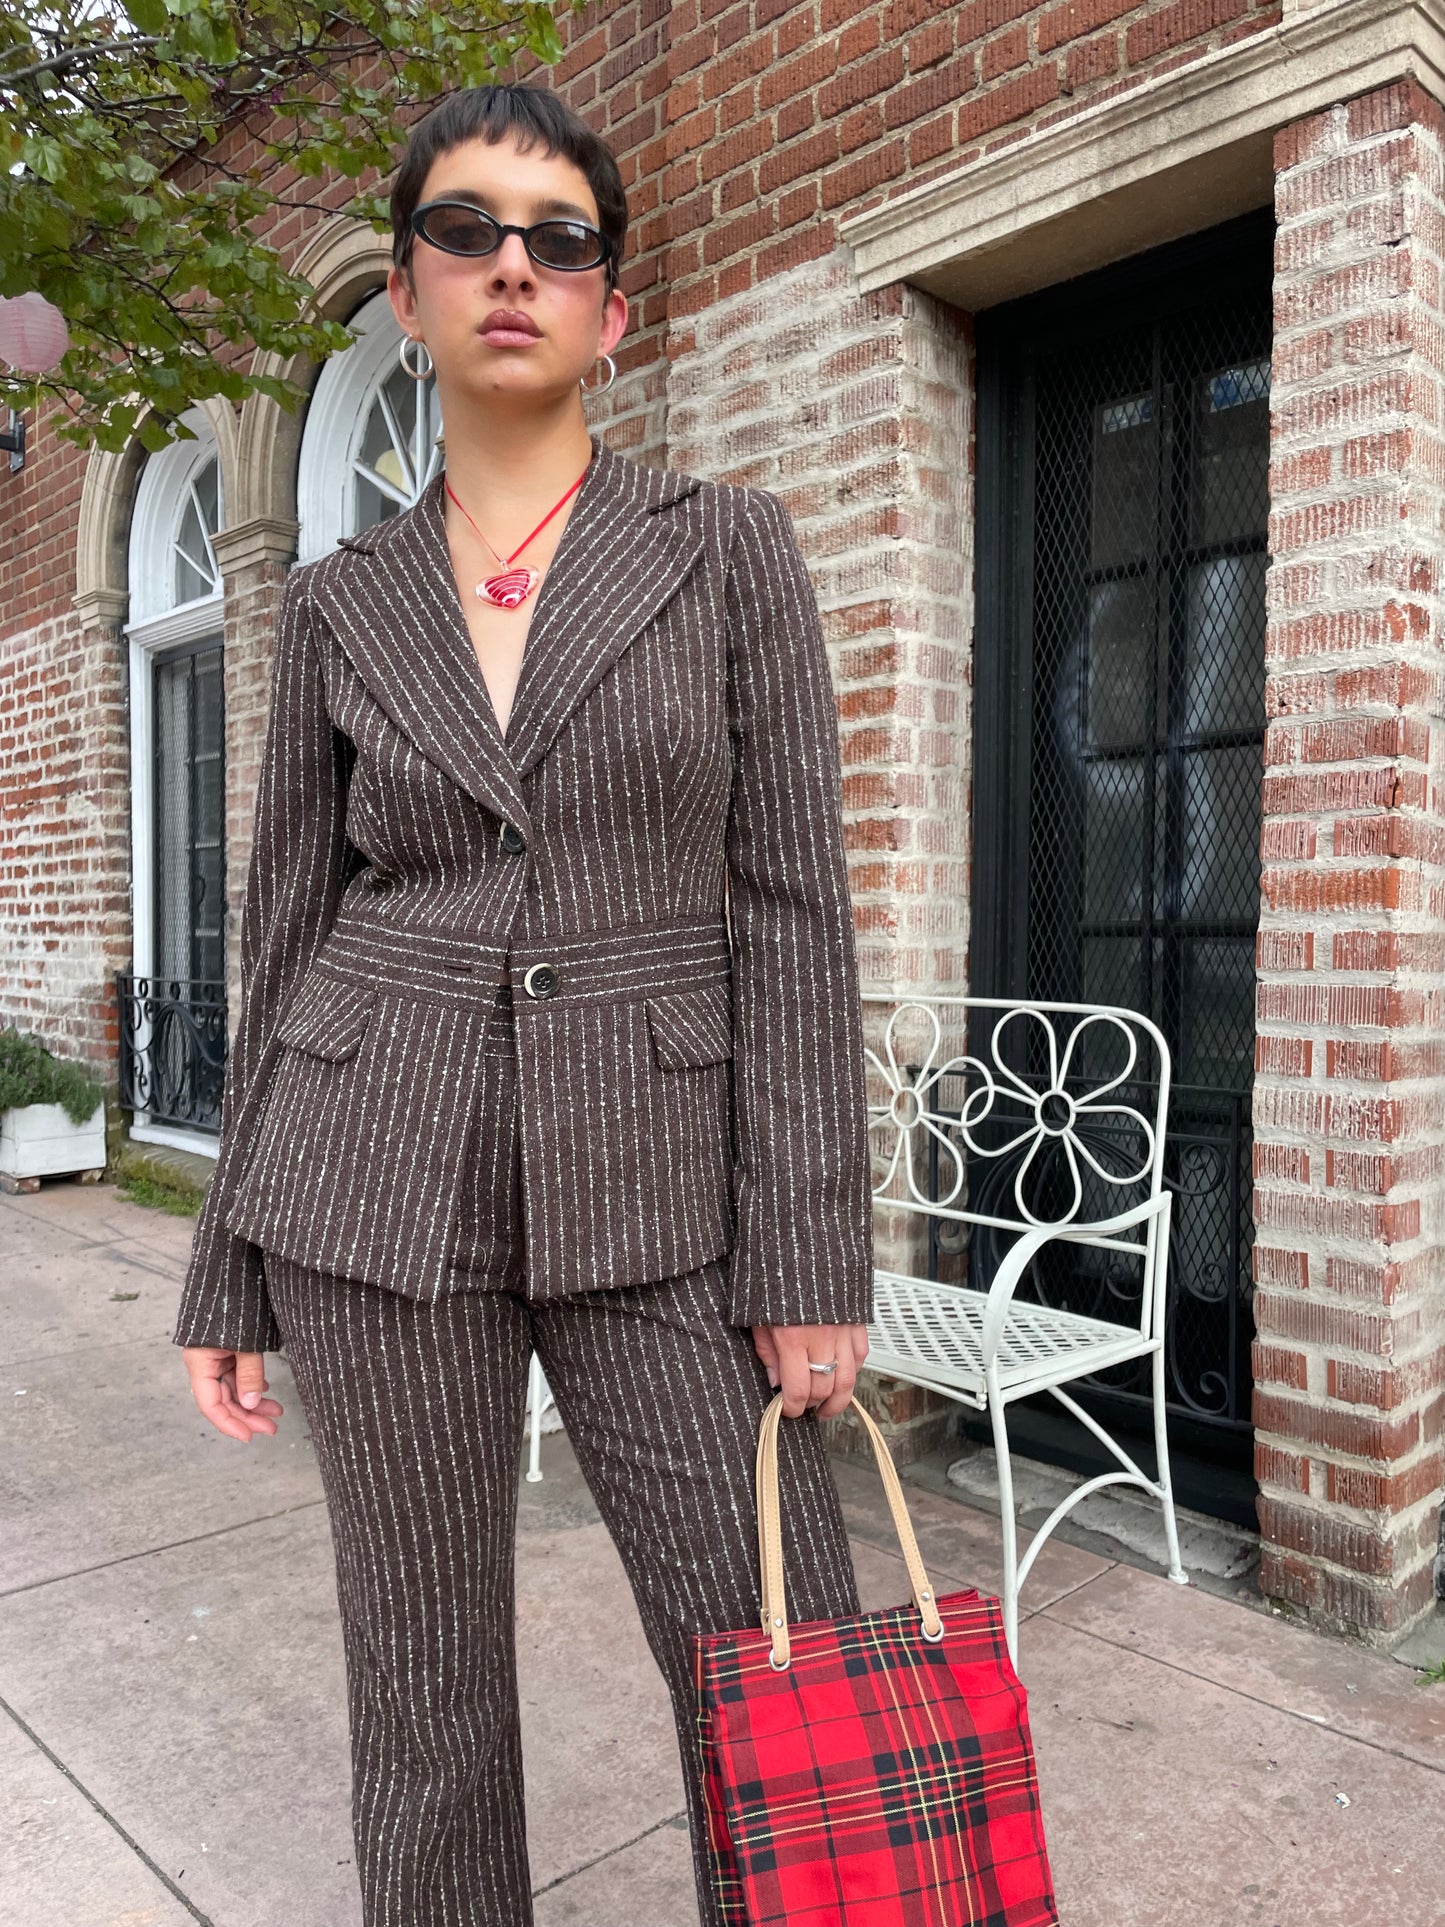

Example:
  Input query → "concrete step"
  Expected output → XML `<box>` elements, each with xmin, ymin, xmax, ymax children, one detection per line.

<box><xmin>943</xmin><ymin>1439</ymin><xmax>1259</xmax><ymax>1582</ymax></box>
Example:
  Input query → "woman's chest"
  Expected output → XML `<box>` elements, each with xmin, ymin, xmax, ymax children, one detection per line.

<box><xmin>323</xmin><ymin>574</ymin><xmax>733</xmax><ymax>866</ymax></box>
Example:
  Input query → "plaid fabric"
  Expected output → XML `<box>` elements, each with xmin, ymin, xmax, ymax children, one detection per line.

<box><xmin>694</xmin><ymin>1586</ymin><xmax>1059</xmax><ymax>1927</ymax></box>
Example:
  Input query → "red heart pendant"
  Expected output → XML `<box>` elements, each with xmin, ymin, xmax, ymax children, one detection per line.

<box><xmin>478</xmin><ymin>567</ymin><xmax>538</xmax><ymax>609</ymax></box>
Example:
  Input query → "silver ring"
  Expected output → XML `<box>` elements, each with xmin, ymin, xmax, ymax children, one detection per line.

<box><xmin>807</xmin><ymin>1360</ymin><xmax>839</xmax><ymax>1374</ymax></box>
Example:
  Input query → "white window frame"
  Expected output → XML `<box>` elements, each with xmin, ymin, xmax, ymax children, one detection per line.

<box><xmin>124</xmin><ymin>407</ymin><xmax>226</xmax><ymax>1159</ymax></box>
<box><xmin>296</xmin><ymin>288</ymin><xmax>443</xmax><ymax>562</ymax></box>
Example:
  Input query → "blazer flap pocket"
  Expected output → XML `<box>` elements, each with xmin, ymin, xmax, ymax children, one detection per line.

<box><xmin>644</xmin><ymin>983</ymin><xmax>733</xmax><ymax>1069</ymax></box>
<box><xmin>273</xmin><ymin>972</ymin><xmax>377</xmax><ymax>1062</ymax></box>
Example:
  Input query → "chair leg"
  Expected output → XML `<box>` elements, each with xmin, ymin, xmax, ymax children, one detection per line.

<box><xmin>1151</xmin><ymin>1343</ymin><xmax>1188</xmax><ymax>1585</ymax></box>
<box><xmin>987</xmin><ymin>1381</ymin><xmax>1021</xmax><ymax>1666</ymax></box>
<box><xmin>526</xmin><ymin>1352</ymin><xmax>545</xmax><ymax>1484</ymax></box>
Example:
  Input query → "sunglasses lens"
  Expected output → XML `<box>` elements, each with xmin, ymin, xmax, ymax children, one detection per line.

<box><xmin>419</xmin><ymin>206</ymin><xmax>500</xmax><ymax>255</ymax></box>
<box><xmin>528</xmin><ymin>221</ymin><xmax>607</xmax><ymax>270</ymax></box>
<box><xmin>415</xmin><ymin>207</ymin><xmax>608</xmax><ymax>269</ymax></box>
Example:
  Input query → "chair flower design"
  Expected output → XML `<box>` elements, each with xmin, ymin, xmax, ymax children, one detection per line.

<box><xmin>867</xmin><ymin>1003</ymin><xmax>1158</xmax><ymax>1229</ymax></box>
<box><xmin>865</xmin><ymin>1002</ymin><xmax>980</xmax><ymax>1214</ymax></box>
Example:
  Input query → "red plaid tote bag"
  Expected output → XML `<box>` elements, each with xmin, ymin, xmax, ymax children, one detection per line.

<box><xmin>693</xmin><ymin>1392</ymin><xmax>1059</xmax><ymax>1927</ymax></box>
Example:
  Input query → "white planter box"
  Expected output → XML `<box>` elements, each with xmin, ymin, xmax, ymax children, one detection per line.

<box><xmin>0</xmin><ymin>1102</ymin><xmax>107</xmax><ymax>1180</ymax></box>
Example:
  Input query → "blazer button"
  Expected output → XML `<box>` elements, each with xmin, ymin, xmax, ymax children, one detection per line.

<box><xmin>499</xmin><ymin>821</ymin><xmax>526</xmax><ymax>855</ymax></box>
<box><xmin>522</xmin><ymin>962</ymin><xmax>559</xmax><ymax>1000</ymax></box>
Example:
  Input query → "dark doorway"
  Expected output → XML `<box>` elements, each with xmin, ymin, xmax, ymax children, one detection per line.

<box><xmin>121</xmin><ymin>637</ymin><xmax>229</xmax><ymax>1133</ymax></box>
<box><xmin>971</xmin><ymin>208</ymin><xmax>1273</xmax><ymax>1523</ymax></box>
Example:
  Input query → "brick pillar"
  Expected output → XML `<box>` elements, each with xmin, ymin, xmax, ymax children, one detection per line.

<box><xmin>668</xmin><ymin>250</ymin><xmax>974</xmax><ymax>1463</ymax></box>
<box><xmin>1254</xmin><ymin>79</ymin><xmax>1445</xmax><ymax>1642</ymax></box>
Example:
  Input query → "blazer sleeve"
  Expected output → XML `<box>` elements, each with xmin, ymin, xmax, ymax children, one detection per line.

<box><xmin>722</xmin><ymin>485</ymin><xmax>875</xmax><ymax>1329</ymax></box>
<box><xmin>171</xmin><ymin>565</ymin><xmax>353</xmax><ymax>1353</ymax></box>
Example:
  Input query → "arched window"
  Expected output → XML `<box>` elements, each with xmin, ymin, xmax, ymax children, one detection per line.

<box><xmin>128</xmin><ymin>415</ymin><xmax>225</xmax><ymax>624</ymax></box>
<box><xmin>173</xmin><ymin>458</ymin><xmax>223</xmax><ymax>604</ymax></box>
<box><xmin>120</xmin><ymin>408</ymin><xmax>229</xmax><ymax>1151</ymax></box>
<box><xmin>296</xmin><ymin>289</ymin><xmax>443</xmax><ymax>562</ymax></box>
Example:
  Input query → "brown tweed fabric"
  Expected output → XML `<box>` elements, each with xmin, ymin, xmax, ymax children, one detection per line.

<box><xmin>173</xmin><ymin>430</ymin><xmax>874</xmax><ymax>1354</ymax></box>
<box><xmin>445</xmin><ymin>998</ymin><xmax>528</xmax><ymax>1286</ymax></box>
<box><xmin>263</xmin><ymin>1243</ymin><xmax>863</xmax><ymax>1927</ymax></box>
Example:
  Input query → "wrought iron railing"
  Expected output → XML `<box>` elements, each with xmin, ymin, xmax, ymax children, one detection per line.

<box><xmin>116</xmin><ymin>974</ymin><xmax>227</xmax><ymax>1134</ymax></box>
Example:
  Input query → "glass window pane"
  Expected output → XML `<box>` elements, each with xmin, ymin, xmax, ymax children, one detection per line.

<box><xmin>1181</xmin><ymin>939</ymin><xmax>1257</xmax><ymax>1091</ymax></box>
<box><xmin>1180</xmin><ymin>743</ymin><xmax>1264</xmax><ymax>923</ymax></box>
<box><xmin>1083</xmin><ymin>757</ymin><xmax>1147</xmax><ymax>924</ymax></box>
<box><xmin>153</xmin><ymin>644</ymin><xmax>226</xmax><ymax>984</ymax></box>
<box><xmin>1192</xmin><ymin>356</ymin><xmax>1270</xmax><ymax>546</ymax></box>
<box><xmin>1085</xmin><ymin>576</ymin><xmax>1154</xmax><ymax>750</ymax></box>
<box><xmin>355</xmin><ymin>363</ymin><xmax>442</xmax><ymax>532</ymax></box>
<box><xmin>1091</xmin><ymin>390</ymin><xmax>1156</xmax><ymax>569</ymax></box>
<box><xmin>1184</xmin><ymin>551</ymin><xmax>1267</xmax><ymax>738</ymax></box>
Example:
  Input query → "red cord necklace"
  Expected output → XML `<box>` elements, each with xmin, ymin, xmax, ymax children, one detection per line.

<box><xmin>445</xmin><ymin>463</ymin><xmax>591</xmax><ymax>610</ymax></box>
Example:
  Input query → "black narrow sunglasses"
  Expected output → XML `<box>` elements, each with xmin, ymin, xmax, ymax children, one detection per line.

<box><xmin>410</xmin><ymin>201</ymin><xmax>613</xmax><ymax>272</ymax></box>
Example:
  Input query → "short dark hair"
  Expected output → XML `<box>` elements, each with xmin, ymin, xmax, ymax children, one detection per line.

<box><xmin>390</xmin><ymin>86</ymin><xmax>627</xmax><ymax>301</ymax></box>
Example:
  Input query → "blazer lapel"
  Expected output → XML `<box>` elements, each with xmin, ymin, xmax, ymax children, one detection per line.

<box><xmin>499</xmin><ymin>434</ymin><xmax>706</xmax><ymax>780</ymax></box>
<box><xmin>310</xmin><ymin>432</ymin><xmax>705</xmax><ymax>827</ymax></box>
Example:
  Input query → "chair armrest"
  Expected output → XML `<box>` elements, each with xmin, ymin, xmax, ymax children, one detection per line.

<box><xmin>979</xmin><ymin>1225</ymin><xmax>1067</xmax><ymax>1369</ymax></box>
<box><xmin>978</xmin><ymin>1192</ymin><xmax>1172</xmax><ymax>1368</ymax></box>
<box><xmin>1050</xmin><ymin>1192</ymin><xmax>1172</xmax><ymax>1240</ymax></box>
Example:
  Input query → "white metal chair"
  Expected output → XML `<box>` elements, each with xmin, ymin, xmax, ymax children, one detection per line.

<box><xmin>861</xmin><ymin>995</ymin><xmax>1189</xmax><ymax>1663</ymax></box>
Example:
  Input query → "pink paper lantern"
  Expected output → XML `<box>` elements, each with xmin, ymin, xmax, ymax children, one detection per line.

<box><xmin>0</xmin><ymin>292</ymin><xmax>70</xmax><ymax>374</ymax></box>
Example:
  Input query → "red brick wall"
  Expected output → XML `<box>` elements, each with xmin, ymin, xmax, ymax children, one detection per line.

<box><xmin>660</xmin><ymin>0</ymin><xmax>1282</xmax><ymax>316</ymax></box>
<box><xmin>1254</xmin><ymin>78</ymin><xmax>1445</xmax><ymax>1640</ymax></box>
<box><xmin>0</xmin><ymin>371</ymin><xmax>127</xmax><ymax>1074</ymax></box>
<box><xmin>0</xmin><ymin>603</ymin><xmax>128</xmax><ymax>1072</ymax></box>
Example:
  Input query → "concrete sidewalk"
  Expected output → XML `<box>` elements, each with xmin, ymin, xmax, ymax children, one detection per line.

<box><xmin>2</xmin><ymin>1179</ymin><xmax>1442</xmax><ymax>1927</ymax></box>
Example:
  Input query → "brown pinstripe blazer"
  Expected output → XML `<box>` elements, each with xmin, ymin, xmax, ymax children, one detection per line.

<box><xmin>172</xmin><ymin>430</ymin><xmax>875</xmax><ymax>1355</ymax></box>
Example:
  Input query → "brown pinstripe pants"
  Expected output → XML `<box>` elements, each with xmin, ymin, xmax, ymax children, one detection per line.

<box><xmin>263</xmin><ymin>995</ymin><xmax>862</xmax><ymax>1927</ymax></box>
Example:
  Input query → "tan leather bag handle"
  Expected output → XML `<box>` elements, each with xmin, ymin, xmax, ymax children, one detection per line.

<box><xmin>756</xmin><ymin>1391</ymin><xmax>946</xmax><ymax>1670</ymax></box>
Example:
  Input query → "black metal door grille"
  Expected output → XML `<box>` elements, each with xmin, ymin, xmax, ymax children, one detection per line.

<box><xmin>973</xmin><ymin>211</ymin><xmax>1273</xmax><ymax>1477</ymax></box>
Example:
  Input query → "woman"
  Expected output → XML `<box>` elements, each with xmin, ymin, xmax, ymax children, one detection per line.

<box><xmin>174</xmin><ymin>83</ymin><xmax>875</xmax><ymax>1927</ymax></box>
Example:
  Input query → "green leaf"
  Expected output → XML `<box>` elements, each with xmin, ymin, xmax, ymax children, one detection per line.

<box><xmin>20</xmin><ymin>136</ymin><xmax>66</xmax><ymax>184</ymax></box>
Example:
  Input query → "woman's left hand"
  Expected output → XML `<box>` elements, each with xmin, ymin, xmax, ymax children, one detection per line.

<box><xmin>751</xmin><ymin>1322</ymin><xmax>870</xmax><ymax>1421</ymax></box>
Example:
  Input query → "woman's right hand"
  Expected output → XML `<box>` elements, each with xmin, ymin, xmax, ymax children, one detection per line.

<box><xmin>181</xmin><ymin>1346</ymin><xmax>284</xmax><ymax>1443</ymax></box>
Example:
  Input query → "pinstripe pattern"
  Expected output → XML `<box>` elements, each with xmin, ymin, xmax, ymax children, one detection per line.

<box><xmin>173</xmin><ymin>426</ymin><xmax>873</xmax><ymax>1353</ymax></box>
<box><xmin>446</xmin><ymin>999</ymin><xmax>528</xmax><ymax>1285</ymax></box>
<box><xmin>262</xmin><ymin>1244</ymin><xmax>863</xmax><ymax>1927</ymax></box>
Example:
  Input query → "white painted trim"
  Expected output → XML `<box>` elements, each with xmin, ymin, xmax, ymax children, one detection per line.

<box><xmin>124</xmin><ymin>406</ymin><xmax>226</xmax><ymax>1006</ymax></box>
<box><xmin>128</xmin><ymin>1121</ymin><xmax>220</xmax><ymax>1160</ymax></box>
<box><xmin>125</xmin><ymin>610</ymin><xmax>226</xmax><ymax>991</ymax></box>
<box><xmin>839</xmin><ymin>0</ymin><xmax>1445</xmax><ymax>307</ymax></box>
<box><xmin>126</xmin><ymin>414</ymin><xmax>227</xmax><ymax>626</ymax></box>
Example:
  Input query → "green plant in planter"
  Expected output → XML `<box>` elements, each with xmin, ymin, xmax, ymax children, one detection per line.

<box><xmin>0</xmin><ymin>1029</ymin><xmax>105</xmax><ymax>1127</ymax></box>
